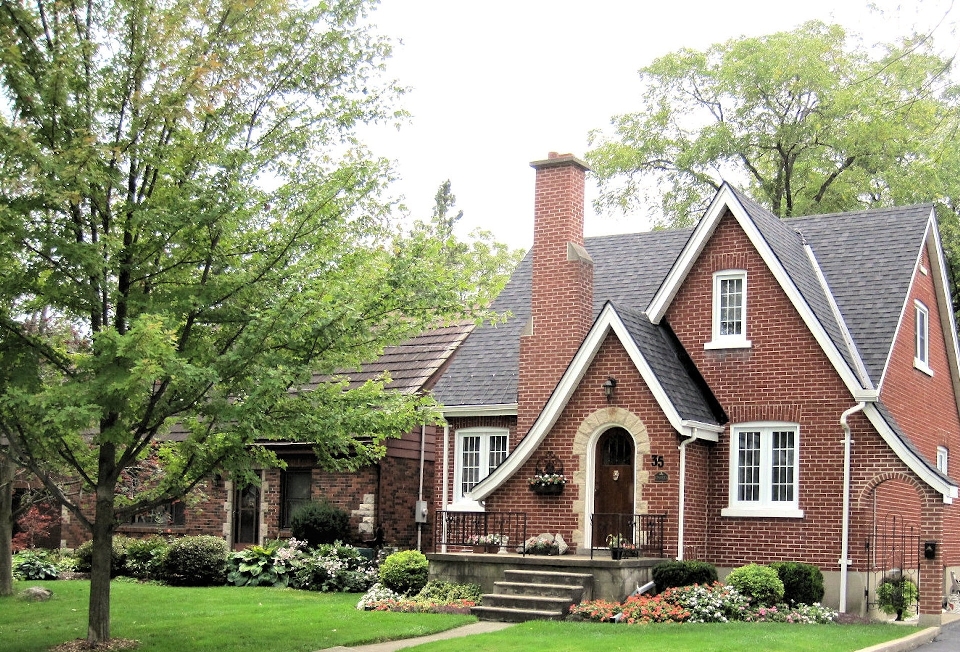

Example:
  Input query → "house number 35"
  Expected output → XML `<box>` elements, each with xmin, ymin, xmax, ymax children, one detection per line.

<box><xmin>650</xmin><ymin>455</ymin><xmax>664</xmax><ymax>468</ymax></box>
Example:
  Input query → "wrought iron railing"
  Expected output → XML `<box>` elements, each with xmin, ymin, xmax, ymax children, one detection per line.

<box><xmin>434</xmin><ymin>511</ymin><xmax>527</xmax><ymax>554</ymax></box>
<box><xmin>590</xmin><ymin>513</ymin><xmax>667</xmax><ymax>558</ymax></box>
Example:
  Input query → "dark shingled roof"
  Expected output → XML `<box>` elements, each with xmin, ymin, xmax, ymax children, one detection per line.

<box><xmin>310</xmin><ymin>322</ymin><xmax>474</xmax><ymax>395</ymax></box>
<box><xmin>433</xmin><ymin>193</ymin><xmax>931</xmax><ymax>411</ymax></box>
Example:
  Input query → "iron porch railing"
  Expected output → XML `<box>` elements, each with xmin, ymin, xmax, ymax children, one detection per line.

<box><xmin>434</xmin><ymin>511</ymin><xmax>527</xmax><ymax>554</ymax></box>
<box><xmin>590</xmin><ymin>513</ymin><xmax>667</xmax><ymax>558</ymax></box>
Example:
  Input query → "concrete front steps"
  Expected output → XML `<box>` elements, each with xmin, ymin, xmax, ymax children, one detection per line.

<box><xmin>472</xmin><ymin>569</ymin><xmax>593</xmax><ymax>622</ymax></box>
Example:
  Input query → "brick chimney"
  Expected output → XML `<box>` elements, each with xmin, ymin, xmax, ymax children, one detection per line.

<box><xmin>517</xmin><ymin>152</ymin><xmax>594</xmax><ymax>437</ymax></box>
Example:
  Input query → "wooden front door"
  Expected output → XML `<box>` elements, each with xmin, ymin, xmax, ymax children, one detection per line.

<box><xmin>233</xmin><ymin>484</ymin><xmax>260</xmax><ymax>549</ymax></box>
<box><xmin>592</xmin><ymin>428</ymin><xmax>635</xmax><ymax>547</ymax></box>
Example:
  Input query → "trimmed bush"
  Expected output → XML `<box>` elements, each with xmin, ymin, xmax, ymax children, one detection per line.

<box><xmin>290</xmin><ymin>500</ymin><xmax>351</xmax><ymax>547</ymax></box>
<box><xmin>769</xmin><ymin>561</ymin><xmax>824</xmax><ymax>605</ymax></box>
<box><xmin>160</xmin><ymin>535</ymin><xmax>228</xmax><ymax>586</ymax></box>
<box><xmin>123</xmin><ymin>536</ymin><xmax>169</xmax><ymax>580</ymax></box>
<box><xmin>416</xmin><ymin>580</ymin><xmax>482</xmax><ymax>604</ymax></box>
<box><xmin>73</xmin><ymin>536</ymin><xmax>130</xmax><ymax>576</ymax></box>
<box><xmin>378</xmin><ymin>549</ymin><xmax>428</xmax><ymax>595</ymax></box>
<box><xmin>651</xmin><ymin>560</ymin><xmax>718</xmax><ymax>591</ymax></box>
<box><xmin>726</xmin><ymin>564</ymin><xmax>785</xmax><ymax>606</ymax></box>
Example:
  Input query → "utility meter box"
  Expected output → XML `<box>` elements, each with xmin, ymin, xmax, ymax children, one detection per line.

<box><xmin>414</xmin><ymin>500</ymin><xmax>429</xmax><ymax>523</ymax></box>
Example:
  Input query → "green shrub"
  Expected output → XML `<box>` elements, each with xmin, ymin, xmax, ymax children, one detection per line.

<box><xmin>73</xmin><ymin>536</ymin><xmax>130</xmax><ymax>576</ymax></box>
<box><xmin>651</xmin><ymin>560</ymin><xmax>718</xmax><ymax>591</ymax></box>
<box><xmin>12</xmin><ymin>549</ymin><xmax>59</xmax><ymax>580</ymax></box>
<box><xmin>378</xmin><ymin>549</ymin><xmax>428</xmax><ymax>595</ymax></box>
<box><xmin>289</xmin><ymin>500</ymin><xmax>351</xmax><ymax>547</ymax></box>
<box><xmin>416</xmin><ymin>580</ymin><xmax>482</xmax><ymax>603</ymax></box>
<box><xmin>726</xmin><ymin>564</ymin><xmax>784</xmax><ymax>606</ymax></box>
<box><xmin>123</xmin><ymin>536</ymin><xmax>170</xmax><ymax>580</ymax></box>
<box><xmin>227</xmin><ymin>540</ymin><xmax>306</xmax><ymax>588</ymax></box>
<box><xmin>160</xmin><ymin>535</ymin><xmax>228</xmax><ymax>586</ymax></box>
<box><xmin>769</xmin><ymin>561</ymin><xmax>824</xmax><ymax>605</ymax></box>
<box><xmin>876</xmin><ymin>576</ymin><xmax>919</xmax><ymax>618</ymax></box>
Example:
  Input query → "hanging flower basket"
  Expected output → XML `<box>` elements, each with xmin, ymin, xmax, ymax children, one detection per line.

<box><xmin>528</xmin><ymin>452</ymin><xmax>566</xmax><ymax>495</ymax></box>
<box><xmin>529</xmin><ymin>482</ymin><xmax>564</xmax><ymax>495</ymax></box>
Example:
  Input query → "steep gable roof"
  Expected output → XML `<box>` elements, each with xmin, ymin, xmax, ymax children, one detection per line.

<box><xmin>467</xmin><ymin>302</ymin><xmax>723</xmax><ymax>501</ymax></box>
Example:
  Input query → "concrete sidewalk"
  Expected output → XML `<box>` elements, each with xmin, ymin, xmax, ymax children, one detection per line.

<box><xmin>316</xmin><ymin>621</ymin><xmax>514</xmax><ymax>652</ymax></box>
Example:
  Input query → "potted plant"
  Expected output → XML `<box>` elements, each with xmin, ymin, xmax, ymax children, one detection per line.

<box><xmin>876</xmin><ymin>576</ymin><xmax>919</xmax><ymax>621</ymax></box>
<box><xmin>607</xmin><ymin>533</ymin><xmax>626</xmax><ymax>560</ymax></box>
<box><xmin>468</xmin><ymin>533</ymin><xmax>508</xmax><ymax>553</ymax></box>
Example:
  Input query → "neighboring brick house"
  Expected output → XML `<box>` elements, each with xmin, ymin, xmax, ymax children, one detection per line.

<box><xmin>57</xmin><ymin>323</ymin><xmax>472</xmax><ymax>551</ymax></box>
<box><xmin>431</xmin><ymin>152</ymin><xmax>960</xmax><ymax>623</ymax></box>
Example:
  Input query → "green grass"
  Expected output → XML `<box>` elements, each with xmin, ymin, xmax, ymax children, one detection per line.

<box><xmin>2</xmin><ymin>581</ymin><xmax>916</xmax><ymax>652</ymax></box>
<box><xmin>401</xmin><ymin>619</ymin><xmax>913</xmax><ymax>652</ymax></box>
<box><xmin>1</xmin><ymin>580</ymin><xmax>475</xmax><ymax>652</ymax></box>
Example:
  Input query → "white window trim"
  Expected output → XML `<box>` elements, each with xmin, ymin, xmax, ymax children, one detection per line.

<box><xmin>706</xmin><ymin>270</ymin><xmax>752</xmax><ymax>350</ymax></box>
<box><xmin>937</xmin><ymin>446</ymin><xmax>949</xmax><ymax>475</ymax></box>
<box><xmin>453</xmin><ymin>427</ymin><xmax>509</xmax><ymax>502</ymax></box>
<box><xmin>914</xmin><ymin>301</ymin><xmax>933</xmax><ymax>375</ymax></box>
<box><xmin>722</xmin><ymin>421</ymin><xmax>804</xmax><ymax>519</ymax></box>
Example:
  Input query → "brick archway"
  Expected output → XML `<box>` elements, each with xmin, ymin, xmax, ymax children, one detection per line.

<box><xmin>571</xmin><ymin>406</ymin><xmax>651</xmax><ymax>550</ymax></box>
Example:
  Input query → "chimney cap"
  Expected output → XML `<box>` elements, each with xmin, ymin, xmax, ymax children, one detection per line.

<box><xmin>530</xmin><ymin>152</ymin><xmax>591</xmax><ymax>172</ymax></box>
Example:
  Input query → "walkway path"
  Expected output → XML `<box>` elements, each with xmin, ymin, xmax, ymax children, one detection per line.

<box><xmin>316</xmin><ymin>621</ymin><xmax>513</xmax><ymax>652</ymax></box>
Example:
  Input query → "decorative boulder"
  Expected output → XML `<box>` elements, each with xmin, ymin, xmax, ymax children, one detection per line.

<box><xmin>555</xmin><ymin>533</ymin><xmax>569</xmax><ymax>555</ymax></box>
<box><xmin>20</xmin><ymin>586</ymin><xmax>52</xmax><ymax>602</ymax></box>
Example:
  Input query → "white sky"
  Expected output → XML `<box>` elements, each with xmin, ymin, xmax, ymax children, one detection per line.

<box><xmin>360</xmin><ymin>0</ymin><xmax>958</xmax><ymax>252</ymax></box>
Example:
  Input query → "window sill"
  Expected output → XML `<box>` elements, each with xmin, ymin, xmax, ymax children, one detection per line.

<box><xmin>721</xmin><ymin>506</ymin><xmax>804</xmax><ymax>519</ymax></box>
<box><xmin>914</xmin><ymin>359</ymin><xmax>934</xmax><ymax>376</ymax></box>
<box><xmin>705</xmin><ymin>339</ymin><xmax>752</xmax><ymax>351</ymax></box>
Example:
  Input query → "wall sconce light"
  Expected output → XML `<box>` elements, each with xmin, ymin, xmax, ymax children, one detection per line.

<box><xmin>924</xmin><ymin>540</ymin><xmax>937</xmax><ymax>560</ymax></box>
<box><xmin>603</xmin><ymin>376</ymin><xmax>618</xmax><ymax>402</ymax></box>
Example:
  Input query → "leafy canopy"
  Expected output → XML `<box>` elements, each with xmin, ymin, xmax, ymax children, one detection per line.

<box><xmin>587</xmin><ymin>21</ymin><xmax>960</xmax><ymax>228</ymax></box>
<box><xmin>0</xmin><ymin>0</ymin><xmax>503</xmax><ymax>641</ymax></box>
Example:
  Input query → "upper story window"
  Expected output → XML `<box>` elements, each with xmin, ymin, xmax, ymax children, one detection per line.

<box><xmin>721</xmin><ymin>422</ymin><xmax>803</xmax><ymax>518</ymax></box>
<box><xmin>914</xmin><ymin>301</ymin><xmax>932</xmax><ymax>375</ymax></box>
<box><xmin>706</xmin><ymin>270</ymin><xmax>751</xmax><ymax>349</ymax></box>
<box><xmin>455</xmin><ymin>428</ymin><xmax>508</xmax><ymax>502</ymax></box>
<box><xmin>937</xmin><ymin>446</ymin><xmax>949</xmax><ymax>475</ymax></box>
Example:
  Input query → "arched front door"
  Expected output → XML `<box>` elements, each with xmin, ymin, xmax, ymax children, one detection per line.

<box><xmin>592</xmin><ymin>427</ymin><xmax>635</xmax><ymax>548</ymax></box>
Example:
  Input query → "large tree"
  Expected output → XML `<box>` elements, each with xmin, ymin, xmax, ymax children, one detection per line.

<box><xmin>0</xmin><ymin>0</ymin><xmax>493</xmax><ymax>644</ymax></box>
<box><xmin>587</xmin><ymin>21</ymin><xmax>960</xmax><ymax>229</ymax></box>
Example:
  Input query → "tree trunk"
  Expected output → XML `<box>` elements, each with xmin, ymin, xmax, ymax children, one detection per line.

<box><xmin>0</xmin><ymin>449</ymin><xmax>15</xmax><ymax>597</ymax></box>
<box><xmin>87</xmin><ymin>446</ymin><xmax>118</xmax><ymax>644</ymax></box>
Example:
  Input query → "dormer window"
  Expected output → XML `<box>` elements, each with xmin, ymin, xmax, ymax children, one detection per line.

<box><xmin>706</xmin><ymin>270</ymin><xmax>751</xmax><ymax>349</ymax></box>
<box><xmin>915</xmin><ymin>301</ymin><xmax>932</xmax><ymax>376</ymax></box>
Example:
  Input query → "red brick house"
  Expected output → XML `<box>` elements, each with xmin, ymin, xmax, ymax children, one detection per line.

<box><xmin>57</xmin><ymin>323</ymin><xmax>472</xmax><ymax>551</ymax></box>
<box><xmin>430</xmin><ymin>152</ymin><xmax>960</xmax><ymax>623</ymax></box>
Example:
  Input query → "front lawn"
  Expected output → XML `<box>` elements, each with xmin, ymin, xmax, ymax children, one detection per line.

<box><xmin>400</xmin><ymin>619</ymin><xmax>913</xmax><ymax>652</ymax></box>
<box><xmin>0</xmin><ymin>580</ymin><xmax>475</xmax><ymax>652</ymax></box>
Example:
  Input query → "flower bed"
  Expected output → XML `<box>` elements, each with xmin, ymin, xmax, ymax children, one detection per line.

<box><xmin>570</xmin><ymin>582</ymin><xmax>837</xmax><ymax>625</ymax></box>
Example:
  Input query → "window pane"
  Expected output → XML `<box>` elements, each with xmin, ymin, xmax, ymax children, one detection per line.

<box><xmin>282</xmin><ymin>470</ymin><xmax>312</xmax><ymax>528</ymax></box>
<box><xmin>720</xmin><ymin>277</ymin><xmax>743</xmax><ymax>336</ymax></box>
<box><xmin>488</xmin><ymin>435</ymin><xmax>508</xmax><ymax>472</ymax></box>
<box><xmin>916</xmin><ymin>305</ymin><xmax>928</xmax><ymax>363</ymax></box>
<box><xmin>461</xmin><ymin>435</ymin><xmax>481</xmax><ymax>495</ymax></box>
<box><xmin>737</xmin><ymin>431</ymin><xmax>760</xmax><ymax>501</ymax></box>
<box><xmin>770</xmin><ymin>430</ymin><xmax>795</xmax><ymax>502</ymax></box>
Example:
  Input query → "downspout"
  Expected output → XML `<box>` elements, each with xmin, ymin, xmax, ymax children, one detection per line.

<box><xmin>417</xmin><ymin>424</ymin><xmax>426</xmax><ymax>552</ymax></box>
<box><xmin>441</xmin><ymin>424</ymin><xmax>450</xmax><ymax>553</ymax></box>
<box><xmin>839</xmin><ymin>402</ymin><xmax>865</xmax><ymax>614</ymax></box>
<box><xmin>677</xmin><ymin>430</ymin><xmax>699</xmax><ymax>560</ymax></box>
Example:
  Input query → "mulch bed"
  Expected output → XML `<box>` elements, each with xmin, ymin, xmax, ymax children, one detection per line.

<box><xmin>50</xmin><ymin>639</ymin><xmax>140</xmax><ymax>651</ymax></box>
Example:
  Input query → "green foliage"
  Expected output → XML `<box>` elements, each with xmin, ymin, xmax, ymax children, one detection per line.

<box><xmin>290</xmin><ymin>501</ymin><xmax>351</xmax><ymax>548</ymax></box>
<box><xmin>416</xmin><ymin>580</ymin><xmax>483</xmax><ymax>604</ymax></box>
<box><xmin>876</xmin><ymin>577</ymin><xmax>920</xmax><ymax>616</ymax></box>
<box><xmin>651</xmin><ymin>560</ymin><xmax>718</xmax><ymax>591</ymax></box>
<box><xmin>377</xmin><ymin>550</ymin><xmax>429</xmax><ymax>596</ymax></box>
<box><xmin>73</xmin><ymin>538</ymin><xmax>130</xmax><ymax>577</ymax></box>
<box><xmin>160</xmin><ymin>536</ymin><xmax>227</xmax><ymax>587</ymax></box>
<box><xmin>123</xmin><ymin>537</ymin><xmax>170</xmax><ymax>581</ymax></box>
<box><xmin>293</xmin><ymin>542</ymin><xmax>377</xmax><ymax>593</ymax></box>
<box><xmin>769</xmin><ymin>561</ymin><xmax>825</xmax><ymax>605</ymax></box>
<box><xmin>12</xmin><ymin>549</ymin><xmax>59</xmax><ymax>580</ymax></box>
<box><xmin>227</xmin><ymin>539</ymin><xmax>305</xmax><ymax>588</ymax></box>
<box><xmin>725</xmin><ymin>564</ymin><xmax>785</xmax><ymax>607</ymax></box>
<box><xmin>587</xmin><ymin>20</ymin><xmax>960</xmax><ymax>229</ymax></box>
